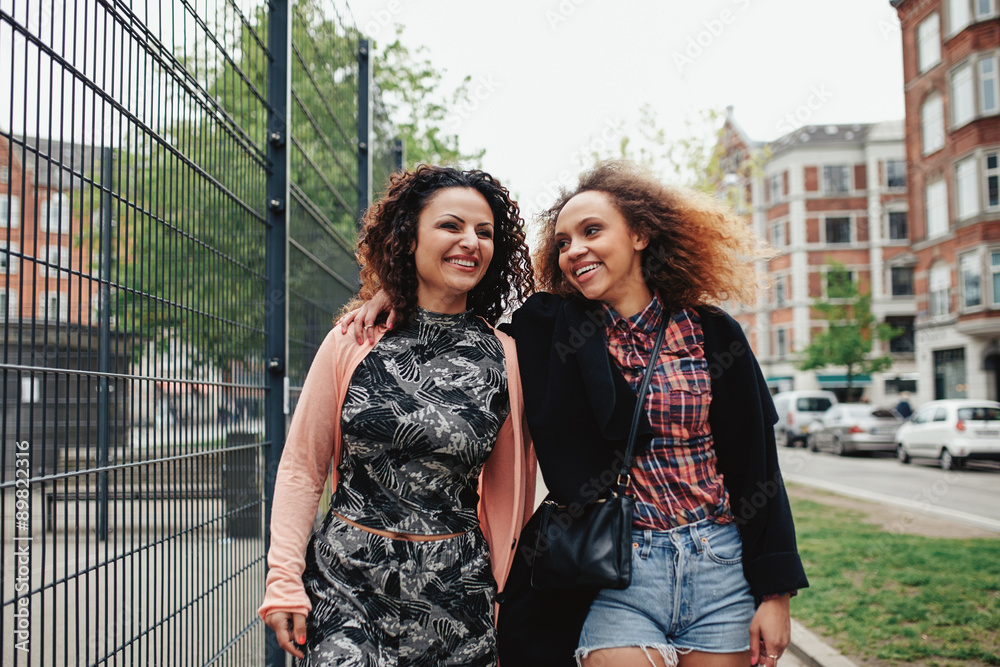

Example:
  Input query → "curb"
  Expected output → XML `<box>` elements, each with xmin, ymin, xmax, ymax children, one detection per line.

<box><xmin>788</xmin><ymin>619</ymin><xmax>857</xmax><ymax>667</ymax></box>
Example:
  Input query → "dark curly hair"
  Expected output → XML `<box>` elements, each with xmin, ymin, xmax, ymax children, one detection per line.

<box><xmin>354</xmin><ymin>164</ymin><xmax>534</xmax><ymax>326</ymax></box>
<box><xmin>534</xmin><ymin>159</ymin><xmax>769</xmax><ymax>313</ymax></box>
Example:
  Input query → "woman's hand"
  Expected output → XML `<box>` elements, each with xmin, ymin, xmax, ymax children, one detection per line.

<box><xmin>265</xmin><ymin>611</ymin><xmax>307</xmax><ymax>660</ymax></box>
<box><xmin>749</xmin><ymin>594</ymin><xmax>791</xmax><ymax>666</ymax></box>
<box><xmin>337</xmin><ymin>290</ymin><xmax>395</xmax><ymax>344</ymax></box>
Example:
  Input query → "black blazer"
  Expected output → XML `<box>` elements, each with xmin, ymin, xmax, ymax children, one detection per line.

<box><xmin>497</xmin><ymin>293</ymin><xmax>808</xmax><ymax>667</ymax></box>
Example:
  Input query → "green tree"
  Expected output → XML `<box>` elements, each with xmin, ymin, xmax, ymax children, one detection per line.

<box><xmin>374</xmin><ymin>32</ymin><xmax>485</xmax><ymax>168</ymax></box>
<box><xmin>798</xmin><ymin>262</ymin><xmax>901</xmax><ymax>401</ymax></box>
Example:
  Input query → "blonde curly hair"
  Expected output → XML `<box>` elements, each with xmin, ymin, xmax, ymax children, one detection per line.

<box><xmin>534</xmin><ymin>159</ymin><xmax>770</xmax><ymax>312</ymax></box>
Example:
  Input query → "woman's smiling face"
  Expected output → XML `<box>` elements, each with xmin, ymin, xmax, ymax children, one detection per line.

<box><xmin>413</xmin><ymin>187</ymin><xmax>495</xmax><ymax>314</ymax></box>
<box><xmin>553</xmin><ymin>190</ymin><xmax>652</xmax><ymax>317</ymax></box>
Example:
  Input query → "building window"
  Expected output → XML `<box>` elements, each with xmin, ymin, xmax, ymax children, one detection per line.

<box><xmin>918</xmin><ymin>13</ymin><xmax>942</xmax><ymax>73</ymax></box>
<box><xmin>977</xmin><ymin>0</ymin><xmax>997</xmax><ymax>19</ymax></box>
<box><xmin>981</xmin><ymin>56</ymin><xmax>999</xmax><ymax>114</ymax></box>
<box><xmin>20</xmin><ymin>377</ymin><xmax>41</xmax><ymax>404</ymax></box>
<box><xmin>38</xmin><ymin>245</ymin><xmax>70</xmax><ymax>278</ymax></box>
<box><xmin>40</xmin><ymin>194</ymin><xmax>70</xmax><ymax>234</ymax></box>
<box><xmin>891</xmin><ymin>266</ymin><xmax>915</xmax><ymax>297</ymax></box>
<box><xmin>986</xmin><ymin>153</ymin><xmax>1000</xmax><ymax>209</ymax></box>
<box><xmin>922</xmin><ymin>95</ymin><xmax>945</xmax><ymax>156</ymax></box>
<box><xmin>887</xmin><ymin>316</ymin><xmax>916</xmax><ymax>354</ymax></box>
<box><xmin>926</xmin><ymin>180</ymin><xmax>948</xmax><ymax>238</ymax></box>
<box><xmin>990</xmin><ymin>250</ymin><xmax>1000</xmax><ymax>305</ymax></box>
<box><xmin>886</xmin><ymin>376</ymin><xmax>918</xmax><ymax>393</ymax></box>
<box><xmin>956</xmin><ymin>155</ymin><xmax>980</xmax><ymax>219</ymax></box>
<box><xmin>933</xmin><ymin>348</ymin><xmax>968</xmax><ymax>399</ymax></box>
<box><xmin>961</xmin><ymin>252</ymin><xmax>983</xmax><ymax>308</ymax></box>
<box><xmin>0</xmin><ymin>292</ymin><xmax>17</xmax><ymax>321</ymax></box>
<box><xmin>826</xmin><ymin>269</ymin><xmax>856</xmax><ymax>295</ymax></box>
<box><xmin>771</xmin><ymin>221</ymin><xmax>786</xmax><ymax>248</ymax></box>
<box><xmin>775</xmin><ymin>275</ymin><xmax>787</xmax><ymax>307</ymax></box>
<box><xmin>768</xmin><ymin>174</ymin><xmax>782</xmax><ymax>204</ymax></box>
<box><xmin>1</xmin><ymin>196</ymin><xmax>20</xmax><ymax>228</ymax></box>
<box><xmin>822</xmin><ymin>165</ymin><xmax>850</xmax><ymax>193</ymax></box>
<box><xmin>824</xmin><ymin>217</ymin><xmax>851</xmax><ymax>243</ymax></box>
<box><xmin>952</xmin><ymin>62</ymin><xmax>976</xmax><ymax>127</ymax></box>
<box><xmin>1</xmin><ymin>241</ymin><xmax>20</xmax><ymax>275</ymax></box>
<box><xmin>887</xmin><ymin>160</ymin><xmax>907</xmax><ymax>188</ymax></box>
<box><xmin>888</xmin><ymin>211</ymin><xmax>908</xmax><ymax>240</ymax></box>
<box><xmin>38</xmin><ymin>291</ymin><xmax>69</xmax><ymax>321</ymax></box>
<box><xmin>930</xmin><ymin>263</ymin><xmax>951</xmax><ymax>316</ymax></box>
<box><xmin>776</xmin><ymin>329</ymin><xmax>788</xmax><ymax>359</ymax></box>
<box><xmin>0</xmin><ymin>166</ymin><xmax>8</xmax><ymax>183</ymax></box>
<box><xmin>949</xmin><ymin>0</ymin><xmax>972</xmax><ymax>34</ymax></box>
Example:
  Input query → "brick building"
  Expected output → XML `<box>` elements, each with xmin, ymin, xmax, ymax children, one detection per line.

<box><xmin>1</xmin><ymin>134</ymin><xmax>101</xmax><ymax>325</ymax></box>
<box><xmin>722</xmin><ymin>109</ymin><xmax>917</xmax><ymax>404</ymax></box>
<box><xmin>1</xmin><ymin>133</ymin><xmax>126</xmax><ymax>476</ymax></box>
<box><xmin>892</xmin><ymin>0</ymin><xmax>1000</xmax><ymax>402</ymax></box>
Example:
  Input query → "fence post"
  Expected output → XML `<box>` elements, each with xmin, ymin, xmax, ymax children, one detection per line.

<box><xmin>357</xmin><ymin>39</ymin><xmax>372</xmax><ymax>224</ymax></box>
<box><xmin>264</xmin><ymin>0</ymin><xmax>291</xmax><ymax>663</ymax></box>
<box><xmin>96</xmin><ymin>147</ymin><xmax>113</xmax><ymax>542</ymax></box>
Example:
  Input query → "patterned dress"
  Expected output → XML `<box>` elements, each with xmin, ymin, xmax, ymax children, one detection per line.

<box><xmin>301</xmin><ymin>308</ymin><xmax>509</xmax><ymax>667</ymax></box>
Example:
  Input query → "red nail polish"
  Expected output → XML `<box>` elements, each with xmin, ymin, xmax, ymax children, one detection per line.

<box><xmin>297</xmin><ymin>634</ymin><xmax>306</xmax><ymax>645</ymax></box>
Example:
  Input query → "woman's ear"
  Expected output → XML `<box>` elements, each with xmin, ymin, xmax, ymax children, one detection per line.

<box><xmin>632</xmin><ymin>230</ymin><xmax>650</xmax><ymax>252</ymax></box>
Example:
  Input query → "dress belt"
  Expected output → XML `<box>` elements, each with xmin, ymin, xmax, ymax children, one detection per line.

<box><xmin>333</xmin><ymin>512</ymin><xmax>466</xmax><ymax>542</ymax></box>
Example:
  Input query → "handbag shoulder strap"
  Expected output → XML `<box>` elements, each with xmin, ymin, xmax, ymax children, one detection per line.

<box><xmin>616</xmin><ymin>316</ymin><xmax>668</xmax><ymax>494</ymax></box>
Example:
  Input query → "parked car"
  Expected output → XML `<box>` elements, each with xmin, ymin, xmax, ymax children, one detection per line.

<box><xmin>895</xmin><ymin>399</ymin><xmax>1000</xmax><ymax>470</ymax></box>
<box><xmin>772</xmin><ymin>390</ymin><xmax>839</xmax><ymax>447</ymax></box>
<box><xmin>805</xmin><ymin>404</ymin><xmax>903</xmax><ymax>455</ymax></box>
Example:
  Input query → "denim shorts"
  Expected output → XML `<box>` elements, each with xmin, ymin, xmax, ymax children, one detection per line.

<box><xmin>576</xmin><ymin>519</ymin><xmax>754</xmax><ymax>665</ymax></box>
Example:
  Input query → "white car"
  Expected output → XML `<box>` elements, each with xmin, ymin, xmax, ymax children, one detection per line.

<box><xmin>895</xmin><ymin>399</ymin><xmax>1000</xmax><ymax>470</ymax></box>
<box><xmin>772</xmin><ymin>390</ymin><xmax>839</xmax><ymax>448</ymax></box>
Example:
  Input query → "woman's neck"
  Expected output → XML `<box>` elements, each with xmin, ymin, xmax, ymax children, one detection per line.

<box><xmin>604</xmin><ymin>283</ymin><xmax>654</xmax><ymax>319</ymax></box>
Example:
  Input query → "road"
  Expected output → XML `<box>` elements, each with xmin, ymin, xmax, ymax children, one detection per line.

<box><xmin>776</xmin><ymin>445</ymin><xmax>1000</xmax><ymax>532</ymax></box>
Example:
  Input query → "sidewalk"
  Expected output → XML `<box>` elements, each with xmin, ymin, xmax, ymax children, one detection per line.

<box><xmin>786</xmin><ymin>618</ymin><xmax>857</xmax><ymax>667</ymax></box>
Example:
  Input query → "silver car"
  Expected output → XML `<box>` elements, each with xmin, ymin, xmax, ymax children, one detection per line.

<box><xmin>805</xmin><ymin>404</ymin><xmax>903</xmax><ymax>456</ymax></box>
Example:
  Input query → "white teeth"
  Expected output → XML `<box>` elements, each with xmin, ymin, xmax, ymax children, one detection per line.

<box><xmin>576</xmin><ymin>264</ymin><xmax>600</xmax><ymax>277</ymax></box>
<box><xmin>448</xmin><ymin>259</ymin><xmax>475</xmax><ymax>268</ymax></box>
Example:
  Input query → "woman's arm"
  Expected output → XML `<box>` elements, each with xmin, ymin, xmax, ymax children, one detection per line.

<box><xmin>258</xmin><ymin>330</ymin><xmax>346</xmax><ymax>651</ymax></box>
<box><xmin>749</xmin><ymin>594</ymin><xmax>791</xmax><ymax>666</ymax></box>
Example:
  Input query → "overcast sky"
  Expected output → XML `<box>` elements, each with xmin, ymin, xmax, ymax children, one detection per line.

<box><xmin>347</xmin><ymin>0</ymin><xmax>906</xmax><ymax>217</ymax></box>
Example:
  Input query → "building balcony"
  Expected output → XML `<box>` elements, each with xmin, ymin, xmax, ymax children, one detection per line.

<box><xmin>955</xmin><ymin>314</ymin><xmax>1000</xmax><ymax>337</ymax></box>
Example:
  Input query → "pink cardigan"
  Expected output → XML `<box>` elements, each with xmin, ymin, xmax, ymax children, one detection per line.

<box><xmin>259</xmin><ymin>323</ymin><xmax>537</xmax><ymax>621</ymax></box>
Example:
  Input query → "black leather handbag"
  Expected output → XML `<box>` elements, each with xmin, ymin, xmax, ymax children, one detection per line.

<box><xmin>530</xmin><ymin>319</ymin><xmax>667</xmax><ymax>591</ymax></box>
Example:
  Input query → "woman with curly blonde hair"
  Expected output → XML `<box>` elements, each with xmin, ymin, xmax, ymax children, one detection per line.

<box><xmin>261</xmin><ymin>165</ymin><xmax>537</xmax><ymax>666</ymax></box>
<box><xmin>343</xmin><ymin>159</ymin><xmax>808</xmax><ymax>667</ymax></box>
<box><xmin>498</xmin><ymin>160</ymin><xmax>807</xmax><ymax>667</ymax></box>
<box><xmin>532</xmin><ymin>160</ymin><xmax>765</xmax><ymax>311</ymax></box>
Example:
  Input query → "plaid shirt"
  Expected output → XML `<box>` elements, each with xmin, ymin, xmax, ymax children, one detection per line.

<box><xmin>604</xmin><ymin>296</ymin><xmax>733</xmax><ymax>531</ymax></box>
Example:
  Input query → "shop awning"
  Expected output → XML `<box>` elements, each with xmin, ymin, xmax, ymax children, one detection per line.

<box><xmin>816</xmin><ymin>373</ymin><xmax>872</xmax><ymax>387</ymax></box>
<box><xmin>765</xmin><ymin>376</ymin><xmax>794</xmax><ymax>387</ymax></box>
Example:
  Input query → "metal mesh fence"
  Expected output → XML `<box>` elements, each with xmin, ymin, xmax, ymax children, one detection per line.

<box><xmin>286</xmin><ymin>0</ymin><xmax>398</xmax><ymax>391</ymax></box>
<box><xmin>0</xmin><ymin>0</ymin><xmax>396</xmax><ymax>663</ymax></box>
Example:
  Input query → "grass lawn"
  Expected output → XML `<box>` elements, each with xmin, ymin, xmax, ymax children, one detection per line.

<box><xmin>789</xmin><ymin>488</ymin><xmax>1000</xmax><ymax>666</ymax></box>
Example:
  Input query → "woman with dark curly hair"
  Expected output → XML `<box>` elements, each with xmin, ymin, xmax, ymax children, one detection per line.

<box><xmin>343</xmin><ymin>159</ymin><xmax>808</xmax><ymax>667</ymax></box>
<box><xmin>259</xmin><ymin>165</ymin><xmax>537</xmax><ymax>666</ymax></box>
